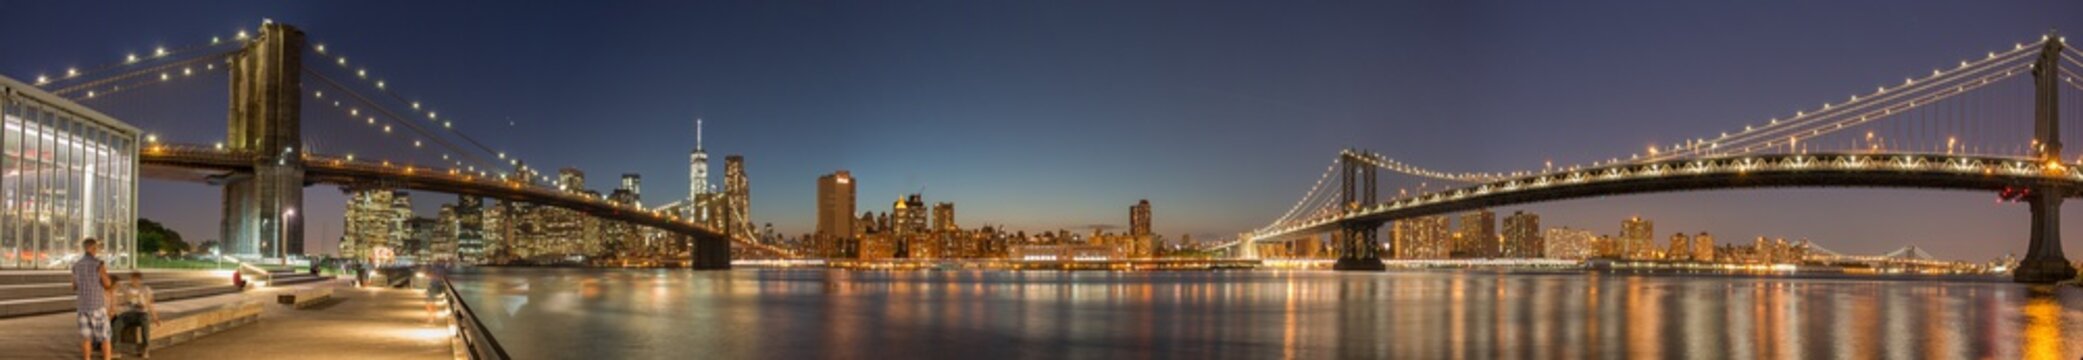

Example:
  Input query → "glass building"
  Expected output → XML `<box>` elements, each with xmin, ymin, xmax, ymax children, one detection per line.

<box><xmin>1</xmin><ymin>75</ymin><xmax>140</xmax><ymax>270</ymax></box>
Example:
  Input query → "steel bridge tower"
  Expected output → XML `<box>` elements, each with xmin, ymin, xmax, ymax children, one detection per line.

<box><xmin>220</xmin><ymin>23</ymin><xmax>306</xmax><ymax>261</ymax></box>
<box><xmin>1333</xmin><ymin>150</ymin><xmax>1387</xmax><ymax>270</ymax></box>
<box><xmin>2016</xmin><ymin>34</ymin><xmax>2076</xmax><ymax>283</ymax></box>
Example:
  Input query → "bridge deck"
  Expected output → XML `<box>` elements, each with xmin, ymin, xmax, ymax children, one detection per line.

<box><xmin>1251</xmin><ymin>153</ymin><xmax>2083</xmax><ymax>243</ymax></box>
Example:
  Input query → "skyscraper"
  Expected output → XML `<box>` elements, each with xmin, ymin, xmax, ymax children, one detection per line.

<box><xmin>1130</xmin><ymin>200</ymin><xmax>1152</xmax><ymax>238</ymax></box>
<box><xmin>455</xmin><ymin>195</ymin><xmax>486</xmax><ymax>264</ymax></box>
<box><xmin>932</xmin><ymin>202</ymin><xmax>957</xmax><ymax>258</ymax></box>
<box><xmin>1502</xmin><ymin>211</ymin><xmax>1541</xmax><ymax>258</ymax></box>
<box><xmin>1129</xmin><ymin>200</ymin><xmax>1154</xmax><ymax>257</ymax></box>
<box><xmin>689</xmin><ymin>118</ymin><xmax>710</xmax><ymax>205</ymax></box>
<box><xmin>1455</xmin><ymin>209</ymin><xmax>1497</xmax><ymax>258</ymax></box>
<box><xmin>892</xmin><ymin>194</ymin><xmax>927</xmax><ymax>257</ymax></box>
<box><xmin>816</xmin><ymin>171</ymin><xmax>856</xmax><ymax>257</ymax></box>
<box><xmin>341</xmin><ymin>188</ymin><xmax>405</xmax><ymax>260</ymax></box>
<box><xmin>558</xmin><ymin>168</ymin><xmax>586</xmax><ymax>192</ymax></box>
<box><xmin>724</xmin><ymin>155</ymin><xmax>752</xmax><ymax>239</ymax></box>
<box><xmin>932</xmin><ymin>202</ymin><xmax>956</xmax><ymax>233</ymax></box>
<box><xmin>620</xmin><ymin>173</ymin><xmax>642</xmax><ymax>199</ymax></box>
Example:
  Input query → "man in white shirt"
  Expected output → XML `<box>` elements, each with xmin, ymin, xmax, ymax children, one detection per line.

<box><xmin>113</xmin><ymin>271</ymin><xmax>160</xmax><ymax>358</ymax></box>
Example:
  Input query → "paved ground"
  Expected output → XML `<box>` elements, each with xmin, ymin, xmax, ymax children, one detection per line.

<box><xmin>0</xmin><ymin>279</ymin><xmax>452</xmax><ymax>359</ymax></box>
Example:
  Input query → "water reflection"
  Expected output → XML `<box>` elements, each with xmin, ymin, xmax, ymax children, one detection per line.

<box><xmin>449</xmin><ymin>269</ymin><xmax>2083</xmax><ymax>359</ymax></box>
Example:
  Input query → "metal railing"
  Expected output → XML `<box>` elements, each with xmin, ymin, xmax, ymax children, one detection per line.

<box><xmin>443</xmin><ymin>280</ymin><xmax>511</xmax><ymax>360</ymax></box>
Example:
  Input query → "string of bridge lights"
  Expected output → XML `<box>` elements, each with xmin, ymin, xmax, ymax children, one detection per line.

<box><xmin>304</xmin><ymin>38</ymin><xmax>561</xmax><ymax>185</ymax></box>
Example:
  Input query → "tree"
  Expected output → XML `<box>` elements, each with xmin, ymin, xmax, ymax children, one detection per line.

<box><xmin>137</xmin><ymin>218</ymin><xmax>190</xmax><ymax>256</ymax></box>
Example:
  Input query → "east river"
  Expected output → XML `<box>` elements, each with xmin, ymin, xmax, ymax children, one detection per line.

<box><xmin>448</xmin><ymin>268</ymin><xmax>2083</xmax><ymax>359</ymax></box>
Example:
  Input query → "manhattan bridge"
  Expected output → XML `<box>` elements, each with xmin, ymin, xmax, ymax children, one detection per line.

<box><xmin>1220</xmin><ymin>32</ymin><xmax>2083</xmax><ymax>283</ymax></box>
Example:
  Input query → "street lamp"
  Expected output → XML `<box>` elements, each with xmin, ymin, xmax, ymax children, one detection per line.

<box><xmin>280</xmin><ymin>208</ymin><xmax>296</xmax><ymax>265</ymax></box>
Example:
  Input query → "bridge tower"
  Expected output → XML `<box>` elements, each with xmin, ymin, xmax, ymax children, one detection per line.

<box><xmin>2017</xmin><ymin>34</ymin><xmax>2075</xmax><ymax>283</ymax></box>
<box><xmin>220</xmin><ymin>23</ymin><xmax>306</xmax><ymax>261</ymax></box>
<box><xmin>1333</xmin><ymin>150</ymin><xmax>1387</xmax><ymax>270</ymax></box>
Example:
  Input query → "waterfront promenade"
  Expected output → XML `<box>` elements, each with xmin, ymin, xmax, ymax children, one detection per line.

<box><xmin>0</xmin><ymin>279</ymin><xmax>450</xmax><ymax>360</ymax></box>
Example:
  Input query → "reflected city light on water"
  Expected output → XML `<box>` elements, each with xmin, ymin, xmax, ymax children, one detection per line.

<box><xmin>449</xmin><ymin>268</ymin><xmax>2083</xmax><ymax>359</ymax></box>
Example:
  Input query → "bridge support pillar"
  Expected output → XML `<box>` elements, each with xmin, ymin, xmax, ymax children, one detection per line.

<box><xmin>221</xmin><ymin>23</ymin><xmax>306</xmax><ymax>262</ymax></box>
<box><xmin>1332</xmin><ymin>222</ymin><xmax>1386</xmax><ymax>271</ymax></box>
<box><xmin>2016</xmin><ymin>189</ymin><xmax>2076</xmax><ymax>283</ymax></box>
<box><xmin>2016</xmin><ymin>34</ymin><xmax>2075</xmax><ymax>284</ymax></box>
<box><xmin>690</xmin><ymin>235</ymin><xmax>731</xmax><ymax>270</ymax></box>
<box><xmin>1332</xmin><ymin>150</ymin><xmax>1385</xmax><ymax>271</ymax></box>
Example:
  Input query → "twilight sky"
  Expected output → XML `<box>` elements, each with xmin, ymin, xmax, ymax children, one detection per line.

<box><xmin>4</xmin><ymin>1</ymin><xmax>2081</xmax><ymax>260</ymax></box>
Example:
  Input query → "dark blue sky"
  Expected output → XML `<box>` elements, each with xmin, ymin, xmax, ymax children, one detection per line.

<box><xmin>4</xmin><ymin>1</ymin><xmax>2080</xmax><ymax>260</ymax></box>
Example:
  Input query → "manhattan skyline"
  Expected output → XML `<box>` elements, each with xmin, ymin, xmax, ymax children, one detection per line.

<box><xmin>4</xmin><ymin>1</ymin><xmax>2081</xmax><ymax>260</ymax></box>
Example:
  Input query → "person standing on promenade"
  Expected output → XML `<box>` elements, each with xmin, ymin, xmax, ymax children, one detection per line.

<box><xmin>71</xmin><ymin>238</ymin><xmax>114</xmax><ymax>360</ymax></box>
<box><xmin>114</xmin><ymin>271</ymin><xmax>161</xmax><ymax>358</ymax></box>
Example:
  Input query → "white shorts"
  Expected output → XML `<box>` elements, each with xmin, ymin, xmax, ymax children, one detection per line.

<box><xmin>77</xmin><ymin>309</ymin><xmax>109</xmax><ymax>342</ymax></box>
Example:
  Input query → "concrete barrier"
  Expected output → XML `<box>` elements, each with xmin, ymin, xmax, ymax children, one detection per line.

<box><xmin>116</xmin><ymin>300</ymin><xmax>262</xmax><ymax>354</ymax></box>
<box><xmin>277</xmin><ymin>287</ymin><xmax>334</xmax><ymax>309</ymax></box>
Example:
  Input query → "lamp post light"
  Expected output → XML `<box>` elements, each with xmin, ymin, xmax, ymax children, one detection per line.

<box><xmin>281</xmin><ymin>208</ymin><xmax>297</xmax><ymax>266</ymax></box>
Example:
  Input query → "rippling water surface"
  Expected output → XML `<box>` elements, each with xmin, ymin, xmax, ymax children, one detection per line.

<box><xmin>449</xmin><ymin>268</ymin><xmax>2083</xmax><ymax>359</ymax></box>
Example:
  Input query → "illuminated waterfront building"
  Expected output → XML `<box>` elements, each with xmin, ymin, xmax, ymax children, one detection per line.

<box><xmin>340</xmin><ymin>189</ymin><xmax>410</xmax><ymax>261</ymax></box>
<box><xmin>1502</xmin><ymin>211</ymin><xmax>1541</xmax><ymax>258</ymax></box>
<box><xmin>815</xmin><ymin>171</ymin><xmax>856</xmax><ymax>258</ymax></box>
<box><xmin>891</xmin><ymin>194</ymin><xmax>927</xmax><ymax>257</ymax></box>
<box><xmin>1543</xmin><ymin>227</ymin><xmax>1596</xmax><ymax>259</ymax></box>
<box><xmin>1667</xmin><ymin>232</ymin><xmax>1692</xmax><ymax>261</ymax></box>
<box><xmin>1129</xmin><ymin>200</ymin><xmax>1153</xmax><ymax>257</ymax></box>
<box><xmin>1595</xmin><ymin>235</ymin><xmax>1622</xmax><ymax>258</ymax></box>
<box><xmin>432</xmin><ymin>206</ymin><xmax>458</xmax><ymax>262</ymax></box>
<box><xmin>1392</xmin><ymin>215</ymin><xmax>1451</xmax><ymax>259</ymax></box>
<box><xmin>932</xmin><ymin>202</ymin><xmax>959</xmax><ymax>258</ymax></box>
<box><xmin>454</xmin><ymin>195</ymin><xmax>486</xmax><ymax>264</ymax></box>
<box><xmin>1455</xmin><ymin>209</ymin><xmax>1497</xmax><ymax>258</ymax></box>
<box><xmin>535</xmin><ymin>168</ymin><xmax>598</xmax><ymax>256</ymax></box>
<box><xmin>405</xmin><ymin>216</ymin><xmax>437</xmax><ymax>262</ymax></box>
<box><xmin>723</xmin><ymin>155</ymin><xmax>751</xmax><ymax>240</ymax></box>
<box><xmin>1622</xmin><ymin>216</ymin><xmax>1654</xmax><ymax>260</ymax></box>
<box><xmin>1692</xmin><ymin>232</ymin><xmax>1715</xmax><ymax>262</ymax></box>
<box><xmin>1130</xmin><ymin>200</ymin><xmax>1152</xmax><ymax>238</ymax></box>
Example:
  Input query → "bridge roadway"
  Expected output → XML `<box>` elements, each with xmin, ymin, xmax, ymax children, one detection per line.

<box><xmin>1248</xmin><ymin>152</ymin><xmax>2083</xmax><ymax>243</ymax></box>
<box><xmin>139</xmin><ymin>144</ymin><xmax>793</xmax><ymax>257</ymax></box>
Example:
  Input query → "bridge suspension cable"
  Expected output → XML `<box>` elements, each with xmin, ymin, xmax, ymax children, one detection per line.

<box><xmin>302</xmin><ymin>69</ymin><xmax>508</xmax><ymax>175</ymax></box>
<box><xmin>1260</xmin><ymin>158</ymin><xmax>1342</xmax><ymax>233</ymax></box>
<box><xmin>31</xmin><ymin>35</ymin><xmax>243</xmax><ymax>91</ymax></box>
<box><xmin>1637</xmin><ymin>38</ymin><xmax>2048</xmax><ymax>162</ymax></box>
<box><xmin>43</xmin><ymin>49</ymin><xmax>239</xmax><ymax>100</ymax></box>
<box><xmin>1343</xmin><ymin>151</ymin><xmax>1502</xmax><ymax>182</ymax></box>
<box><xmin>299</xmin><ymin>41</ymin><xmax>550</xmax><ymax>183</ymax></box>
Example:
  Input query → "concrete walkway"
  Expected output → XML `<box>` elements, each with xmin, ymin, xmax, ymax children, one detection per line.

<box><xmin>0</xmin><ymin>279</ymin><xmax>452</xmax><ymax>359</ymax></box>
